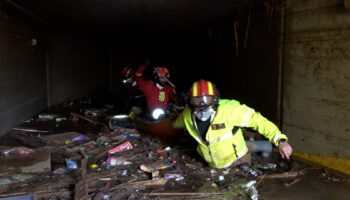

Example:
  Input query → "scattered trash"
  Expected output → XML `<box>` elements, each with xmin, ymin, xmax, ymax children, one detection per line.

<box><xmin>41</xmin><ymin>132</ymin><xmax>88</xmax><ymax>146</ymax></box>
<box><xmin>1</xmin><ymin>147</ymin><xmax>34</xmax><ymax>157</ymax></box>
<box><xmin>256</xmin><ymin>163</ymin><xmax>277</xmax><ymax>170</ymax></box>
<box><xmin>106</xmin><ymin>156</ymin><xmax>131</xmax><ymax>166</ymax></box>
<box><xmin>108</xmin><ymin>115</ymin><xmax>131</xmax><ymax>129</ymax></box>
<box><xmin>102</xmin><ymin>194</ymin><xmax>111</xmax><ymax>200</ymax></box>
<box><xmin>0</xmin><ymin>174</ymin><xmax>34</xmax><ymax>189</ymax></box>
<box><xmin>84</xmin><ymin>108</ymin><xmax>106</xmax><ymax>117</ymax></box>
<box><xmin>72</xmin><ymin>134</ymin><xmax>89</xmax><ymax>142</ymax></box>
<box><xmin>140</xmin><ymin>160</ymin><xmax>176</xmax><ymax>172</ymax></box>
<box><xmin>243</xmin><ymin>180</ymin><xmax>258</xmax><ymax>200</ymax></box>
<box><xmin>239</xmin><ymin>165</ymin><xmax>262</xmax><ymax>177</ymax></box>
<box><xmin>38</xmin><ymin>113</ymin><xmax>58</xmax><ymax>120</ymax></box>
<box><xmin>108</xmin><ymin>141</ymin><xmax>134</xmax><ymax>154</ymax></box>
<box><xmin>55</xmin><ymin>117</ymin><xmax>67</xmax><ymax>122</ymax></box>
<box><xmin>96</xmin><ymin>136</ymin><xmax>111</xmax><ymax>147</ymax></box>
<box><xmin>66</xmin><ymin>159</ymin><xmax>78</xmax><ymax>170</ymax></box>
<box><xmin>90</xmin><ymin>163</ymin><xmax>99</xmax><ymax>169</ymax></box>
<box><xmin>223</xmin><ymin>168</ymin><xmax>231</xmax><ymax>175</ymax></box>
<box><xmin>164</xmin><ymin>173</ymin><xmax>184</xmax><ymax>181</ymax></box>
<box><xmin>121</xmin><ymin>169</ymin><xmax>128</xmax><ymax>176</ymax></box>
<box><xmin>0</xmin><ymin>93</ymin><xmax>315</xmax><ymax>199</ymax></box>
<box><xmin>0</xmin><ymin>149</ymin><xmax>51</xmax><ymax>173</ymax></box>
<box><xmin>156</xmin><ymin>146</ymin><xmax>171</xmax><ymax>154</ymax></box>
<box><xmin>185</xmin><ymin>163</ymin><xmax>201</xmax><ymax>169</ymax></box>
<box><xmin>53</xmin><ymin>168</ymin><xmax>67</xmax><ymax>175</ymax></box>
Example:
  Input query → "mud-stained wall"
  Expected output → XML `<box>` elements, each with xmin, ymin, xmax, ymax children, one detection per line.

<box><xmin>283</xmin><ymin>0</ymin><xmax>350</xmax><ymax>158</ymax></box>
<box><xmin>0</xmin><ymin>4</ymin><xmax>48</xmax><ymax>136</ymax></box>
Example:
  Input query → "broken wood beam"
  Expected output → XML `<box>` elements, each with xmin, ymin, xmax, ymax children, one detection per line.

<box><xmin>74</xmin><ymin>152</ymin><xmax>89</xmax><ymax>200</ymax></box>
<box><xmin>258</xmin><ymin>171</ymin><xmax>304</xmax><ymax>179</ymax></box>
<box><xmin>146</xmin><ymin>192</ymin><xmax>225</xmax><ymax>196</ymax></box>
<box><xmin>107</xmin><ymin>178</ymin><xmax>167</xmax><ymax>191</ymax></box>
<box><xmin>71</xmin><ymin>112</ymin><xmax>106</xmax><ymax>127</ymax></box>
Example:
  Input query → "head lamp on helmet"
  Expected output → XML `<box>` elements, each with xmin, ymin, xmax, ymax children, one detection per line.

<box><xmin>121</xmin><ymin>65</ymin><xmax>134</xmax><ymax>84</ymax></box>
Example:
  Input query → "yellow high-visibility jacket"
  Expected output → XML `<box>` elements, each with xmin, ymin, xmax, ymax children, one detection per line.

<box><xmin>173</xmin><ymin>99</ymin><xmax>288</xmax><ymax>168</ymax></box>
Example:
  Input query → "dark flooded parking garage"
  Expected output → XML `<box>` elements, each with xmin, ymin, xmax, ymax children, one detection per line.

<box><xmin>0</xmin><ymin>0</ymin><xmax>350</xmax><ymax>199</ymax></box>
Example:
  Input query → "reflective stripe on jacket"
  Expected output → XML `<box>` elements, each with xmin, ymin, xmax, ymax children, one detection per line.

<box><xmin>173</xmin><ymin>99</ymin><xmax>288</xmax><ymax>168</ymax></box>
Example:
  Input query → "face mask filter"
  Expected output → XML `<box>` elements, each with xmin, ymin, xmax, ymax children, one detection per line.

<box><xmin>194</xmin><ymin>107</ymin><xmax>215</xmax><ymax>121</ymax></box>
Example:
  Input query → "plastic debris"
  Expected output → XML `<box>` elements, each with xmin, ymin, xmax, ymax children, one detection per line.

<box><xmin>96</xmin><ymin>136</ymin><xmax>111</xmax><ymax>147</ymax></box>
<box><xmin>1</xmin><ymin>147</ymin><xmax>34</xmax><ymax>157</ymax></box>
<box><xmin>84</xmin><ymin>108</ymin><xmax>106</xmax><ymax>117</ymax></box>
<box><xmin>108</xmin><ymin>115</ymin><xmax>130</xmax><ymax>129</ymax></box>
<box><xmin>72</xmin><ymin>134</ymin><xmax>89</xmax><ymax>142</ymax></box>
<box><xmin>55</xmin><ymin>117</ymin><xmax>67</xmax><ymax>122</ymax></box>
<box><xmin>244</xmin><ymin>180</ymin><xmax>258</xmax><ymax>200</ymax></box>
<box><xmin>0</xmin><ymin>174</ymin><xmax>34</xmax><ymax>189</ymax></box>
<box><xmin>164</xmin><ymin>173</ymin><xmax>184</xmax><ymax>181</ymax></box>
<box><xmin>90</xmin><ymin>163</ymin><xmax>99</xmax><ymax>169</ymax></box>
<box><xmin>53</xmin><ymin>168</ymin><xmax>67</xmax><ymax>175</ymax></box>
<box><xmin>103</xmin><ymin>194</ymin><xmax>111</xmax><ymax>200</ymax></box>
<box><xmin>239</xmin><ymin>165</ymin><xmax>262</xmax><ymax>177</ymax></box>
<box><xmin>156</xmin><ymin>146</ymin><xmax>172</xmax><ymax>154</ymax></box>
<box><xmin>38</xmin><ymin>113</ymin><xmax>58</xmax><ymax>120</ymax></box>
<box><xmin>108</xmin><ymin>141</ymin><xmax>133</xmax><ymax>154</ymax></box>
<box><xmin>106</xmin><ymin>156</ymin><xmax>131</xmax><ymax>166</ymax></box>
<box><xmin>140</xmin><ymin>160</ymin><xmax>176</xmax><ymax>172</ymax></box>
<box><xmin>66</xmin><ymin>159</ymin><xmax>78</xmax><ymax>170</ymax></box>
<box><xmin>256</xmin><ymin>163</ymin><xmax>277</xmax><ymax>170</ymax></box>
<box><xmin>121</xmin><ymin>169</ymin><xmax>128</xmax><ymax>176</ymax></box>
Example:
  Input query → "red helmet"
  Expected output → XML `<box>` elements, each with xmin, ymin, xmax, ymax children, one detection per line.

<box><xmin>121</xmin><ymin>65</ymin><xmax>134</xmax><ymax>78</ymax></box>
<box><xmin>154</xmin><ymin>66</ymin><xmax>170</xmax><ymax>78</ymax></box>
<box><xmin>188</xmin><ymin>79</ymin><xmax>219</xmax><ymax>109</ymax></box>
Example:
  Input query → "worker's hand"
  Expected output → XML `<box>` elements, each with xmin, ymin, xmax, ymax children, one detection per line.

<box><xmin>278</xmin><ymin>141</ymin><xmax>292</xmax><ymax>160</ymax></box>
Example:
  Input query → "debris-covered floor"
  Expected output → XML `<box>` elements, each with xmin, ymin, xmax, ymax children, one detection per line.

<box><xmin>1</xmin><ymin>94</ymin><xmax>349</xmax><ymax>200</ymax></box>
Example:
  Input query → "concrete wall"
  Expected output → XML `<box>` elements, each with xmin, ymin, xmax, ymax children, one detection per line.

<box><xmin>0</xmin><ymin>3</ymin><xmax>108</xmax><ymax>136</ymax></box>
<box><xmin>283</xmin><ymin>0</ymin><xmax>350</xmax><ymax>158</ymax></box>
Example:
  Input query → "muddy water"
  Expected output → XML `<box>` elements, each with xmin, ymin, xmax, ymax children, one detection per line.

<box><xmin>259</xmin><ymin>169</ymin><xmax>350</xmax><ymax>200</ymax></box>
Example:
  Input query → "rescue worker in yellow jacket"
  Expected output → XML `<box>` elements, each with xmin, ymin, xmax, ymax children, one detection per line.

<box><xmin>173</xmin><ymin>79</ymin><xmax>292</xmax><ymax>169</ymax></box>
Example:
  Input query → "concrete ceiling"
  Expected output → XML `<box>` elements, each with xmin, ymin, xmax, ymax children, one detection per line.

<box><xmin>9</xmin><ymin>0</ymin><xmax>258</xmax><ymax>34</ymax></box>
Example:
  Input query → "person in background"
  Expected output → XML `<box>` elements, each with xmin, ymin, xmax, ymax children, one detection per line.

<box><xmin>172</xmin><ymin>79</ymin><xmax>292</xmax><ymax>171</ymax></box>
<box><xmin>119</xmin><ymin>65</ymin><xmax>144</xmax><ymax>113</ymax></box>
<box><xmin>134</xmin><ymin>64</ymin><xmax>177</xmax><ymax>120</ymax></box>
<box><xmin>120</xmin><ymin>65</ymin><xmax>138</xmax><ymax>97</ymax></box>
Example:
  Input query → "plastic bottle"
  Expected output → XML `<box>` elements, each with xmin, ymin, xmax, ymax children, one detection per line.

<box><xmin>140</xmin><ymin>160</ymin><xmax>176</xmax><ymax>172</ymax></box>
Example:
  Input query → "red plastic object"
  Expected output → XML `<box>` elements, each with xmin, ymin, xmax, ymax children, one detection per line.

<box><xmin>108</xmin><ymin>141</ymin><xmax>133</xmax><ymax>154</ymax></box>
